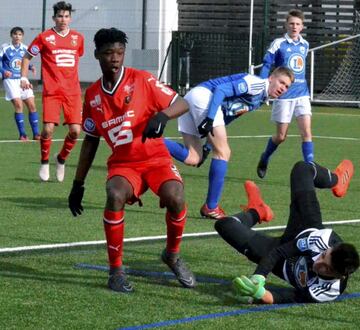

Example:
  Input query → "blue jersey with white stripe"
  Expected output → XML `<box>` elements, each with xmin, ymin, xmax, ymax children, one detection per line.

<box><xmin>284</xmin><ymin>228</ymin><xmax>344</xmax><ymax>302</ymax></box>
<box><xmin>260</xmin><ymin>34</ymin><xmax>309</xmax><ymax>99</ymax></box>
<box><xmin>0</xmin><ymin>43</ymin><xmax>29</xmax><ymax>79</ymax></box>
<box><xmin>199</xmin><ymin>73</ymin><xmax>269</xmax><ymax>124</ymax></box>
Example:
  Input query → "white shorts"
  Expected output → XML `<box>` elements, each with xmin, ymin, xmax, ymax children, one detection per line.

<box><xmin>271</xmin><ymin>97</ymin><xmax>311</xmax><ymax>124</ymax></box>
<box><xmin>178</xmin><ymin>86</ymin><xmax>224</xmax><ymax>137</ymax></box>
<box><xmin>3</xmin><ymin>78</ymin><xmax>34</xmax><ymax>101</ymax></box>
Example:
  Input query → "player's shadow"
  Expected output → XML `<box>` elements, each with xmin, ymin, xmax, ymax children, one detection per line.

<box><xmin>14</xmin><ymin>177</ymin><xmax>65</xmax><ymax>184</ymax></box>
<box><xmin>0</xmin><ymin>260</ymin><xmax>107</xmax><ymax>290</ymax></box>
<box><xmin>0</xmin><ymin>196</ymin><xmax>100</xmax><ymax>210</ymax></box>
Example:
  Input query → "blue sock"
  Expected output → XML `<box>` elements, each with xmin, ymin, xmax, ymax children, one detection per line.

<box><xmin>14</xmin><ymin>113</ymin><xmax>26</xmax><ymax>137</ymax></box>
<box><xmin>164</xmin><ymin>138</ymin><xmax>189</xmax><ymax>163</ymax></box>
<box><xmin>302</xmin><ymin>141</ymin><xmax>314</xmax><ymax>162</ymax></box>
<box><xmin>206</xmin><ymin>159</ymin><xmax>228</xmax><ymax>209</ymax></box>
<box><xmin>261</xmin><ymin>137</ymin><xmax>278</xmax><ymax>163</ymax></box>
<box><xmin>28</xmin><ymin>112</ymin><xmax>40</xmax><ymax>136</ymax></box>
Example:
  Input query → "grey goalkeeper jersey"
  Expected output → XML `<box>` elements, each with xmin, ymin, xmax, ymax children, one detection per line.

<box><xmin>256</xmin><ymin>228</ymin><xmax>347</xmax><ymax>303</ymax></box>
<box><xmin>283</xmin><ymin>228</ymin><xmax>343</xmax><ymax>302</ymax></box>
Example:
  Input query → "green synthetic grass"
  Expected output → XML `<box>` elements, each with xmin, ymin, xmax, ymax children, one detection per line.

<box><xmin>0</xmin><ymin>96</ymin><xmax>360</xmax><ymax>329</ymax></box>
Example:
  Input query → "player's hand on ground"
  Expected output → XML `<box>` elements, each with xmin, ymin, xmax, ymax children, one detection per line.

<box><xmin>197</xmin><ymin>117</ymin><xmax>214</xmax><ymax>138</ymax></box>
<box><xmin>68</xmin><ymin>180</ymin><xmax>85</xmax><ymax>217</ymax></box>
<box><xmin>20</xmin><ymin>76</ymin><xmax>33</xmax><ymax>90</ymax></box>
<box><xmin>142</xmin><ymin>111</ymin><xmax>169</xmax><ymax>142</ymax></box>
<box><xmin>232</xmin><ymin>275</ymin><xmax>266</xmax><ymax>299</ymax></box>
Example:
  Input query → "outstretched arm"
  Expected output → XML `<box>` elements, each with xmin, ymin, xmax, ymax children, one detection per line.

<box><xmin>233</xmin><ymin>240</ymin><xmax>306</xmax><ymax>304</ymax></box>
<box><xmin>162</xmin><ymin>95</ymin><xmax>189</xmax><ymax>119</ymax></box>
<box><xmin>20</xmin><ymin>53</ymin><xmax>33</xmax><ymax>89</ymax></box>
<box><xmin>142</xmin><ymin>96</ymin><xmax>189</xmax><ymax>142</ymax></box>
<box><xmin>255</xmin><ymin>239</ymin><xmax>300</xmax><ymax>276</ymax></box>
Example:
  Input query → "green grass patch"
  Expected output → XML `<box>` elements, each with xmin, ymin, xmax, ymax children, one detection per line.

<box><xmin>0</xmin><ymin>97</ymin><xmax>360</xmax><ymax>329</ymax></box>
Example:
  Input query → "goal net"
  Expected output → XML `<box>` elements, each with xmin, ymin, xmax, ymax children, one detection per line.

<box><xmin>312</xmin><ymin>11</ymin><xmax>360</xmax><ymax>105</ymax></box>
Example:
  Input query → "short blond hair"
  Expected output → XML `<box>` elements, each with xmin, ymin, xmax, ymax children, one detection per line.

<box><xmin>271</xmin><ymin>67</ymin><xmax>295</xmax><ymax>83</ymax></box>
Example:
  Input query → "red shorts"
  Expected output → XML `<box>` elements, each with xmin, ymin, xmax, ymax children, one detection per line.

<box><xmin>107</xmin><ymin>159</ymin><xmax>183</xmax><ymax>201</ymax></box>
<box><xmin>42</xmin><ymin>94</ymin><xmax>82</xmax><ymax>125</ymax></box>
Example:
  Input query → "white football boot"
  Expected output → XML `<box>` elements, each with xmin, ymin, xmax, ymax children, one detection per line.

<box><xmin>39</xmin><ymin>163</ymin><xmax>50</xmax><ymax>182</ymax></box>
<box><xmin>54</xmin><ymin>154</ymin><xmax>65</xmax><ymax>182</ymax></box>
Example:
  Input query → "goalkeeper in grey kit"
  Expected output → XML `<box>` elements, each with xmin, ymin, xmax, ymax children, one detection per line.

<box><xmin>215</xmin><ymin>159</ymin><xmax>359</xmax><ymax>304</ymax></box>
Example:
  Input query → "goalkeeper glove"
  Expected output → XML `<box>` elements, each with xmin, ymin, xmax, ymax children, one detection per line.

<box><xmin>142</xmin><ymin>112</ymin><xmax>169</xmax><ymax>142</ymax></box>
<box><xmin>68</xmin><ymin>180</ymin><xmax>85</xmax><ymax>217</ymax></box>
<box><xmin>197</xmin><ymin>117</ymin><xmax>214</xmax><ymax>138</ymax></box>
<box><xmin>232</xmin><ymin>275</ymin><xmax>266</xmax><ymax>300</ymax></box>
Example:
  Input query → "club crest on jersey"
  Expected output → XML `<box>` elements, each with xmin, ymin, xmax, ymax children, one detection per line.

<box><xmin>30</xmin><ymin>45</ymin><xmax>40</xmax><ymax>55</ymax></box>
<box><xmin>71</xmin><ymin>35</ymin><xmax>78</xmax><ymax>46</ymax></box>
<box><xmin>237</xmin><ymin>82</ymin><xmax>247</xmax><ymax>94</ymax></box>
<box><xmin>297</xmin><ymin>238</ymin><xmax>308</xmax><ymax>251</ymax></box>
<box><xmin>123</xmin><ymin>84</ymin><xmax>134</xmax><ymax>94</ymax></box>
<box><xmin>288</xmin><ymin>54</ymin><xmax>305</xmax><ymax>73</ymax></box>
<box><xmin>295</xmin><ymin>257</ymin><xmax>308</xmax><ymax>287</ymax></box>
<box><xmin>45</xmin><ymin>35</ymin><xmax>56</xmax><ymax>45</ymax></box>
<box><xmin>125</xmin><ymin>96</ymin><xmax>131</xmax><ymax>104</ymax></box>
<box><xmin>84</xmin><ymin>118</ymin><xmax>96</xmax><ymax>132</ymax></box>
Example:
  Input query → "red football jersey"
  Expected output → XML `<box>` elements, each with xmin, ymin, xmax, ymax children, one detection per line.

<box><xmin>82</xmin><ymin>67</ymin><xmax>178</xmax><ymax>166</ymax></box>
<box><xmin>27</xmin><ymin>28</ymin><xmax>84</xmax><ymax>96</ymax></box>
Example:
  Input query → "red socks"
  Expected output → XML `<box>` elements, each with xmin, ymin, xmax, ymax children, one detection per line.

<box><xmin>165</xmin><ymin>208</ymin><xmax>187</xmax><ymax>254</ymax></box>
<box><xmin>103</xmin><ymin>207</ymin><xmax>187</xmax><ymax>267</ymax></box>
<box><xmin>103</xmin><ymin>210</ymin><xmax>125</xmax><ymax>268</ymax></box>
<box><xmin>58</xmin><ymin>133</ymin><xmax>77</xmax><ymax>161</ymax></box>
<box><xmin>40</xmin><ymin>133</ymin><xmax>77</xmax><ymax>163</ymax></box>
<box><xmin>40</xmin><ymin>137</ymin><xmax>52</xmax><ymax>162</ymax></box>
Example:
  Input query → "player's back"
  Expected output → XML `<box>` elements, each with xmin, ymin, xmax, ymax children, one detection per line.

<box><xmin>199</xmin><ymin>73</ymin><xmax>247</xmax><ymax>91</ymax></box>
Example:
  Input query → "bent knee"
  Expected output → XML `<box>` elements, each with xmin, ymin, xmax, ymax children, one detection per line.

<box><xmin>274</xmin><ymin>135</ymin><xmax>287</xmax><ymax>144</ymax></box>
<box><xmin>291</xmin><ymin>161</ymin><xmax>312</xmax><ymax>177</ymax></box>
<box><xmin>68</xmin><ymin>130</ymin><xmax>81</xmax><ymax>140</ymax></box>
<box><xmin>159</xmin><ymin>182</ymin><xmax>185</xmax><ymax>211</ymax></box>
<box><xmin>106</xmin><ymin>186</ymin><xmax>128</xmax><ymax>207</ymax></box>
<box><xmin>212</xmin><ymin>146</ymin><xmax>231</xmax><ymax>161</ymax></box>
<box><xmin>184</xmin><ymin>150</ymin><xmax>201</xmax><ymax>166</ymax></box>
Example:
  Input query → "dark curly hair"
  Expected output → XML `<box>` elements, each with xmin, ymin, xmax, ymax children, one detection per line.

<box><xmin>331</xmin><ymin>243</ymin><xmax>359</xmax><ymax>276</ymax></box>
<box><xmin>94</xmin><ymin>28</ymin><xmax>128</xmax><ymax>51</ymax></box>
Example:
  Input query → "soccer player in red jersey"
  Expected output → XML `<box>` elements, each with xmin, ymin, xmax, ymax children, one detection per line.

<box><xmin>20</xmin><ymin>1</ymin><xmax>84</xmax><ymax>182</ymax></box>
<box><xmin>67</xmin><ymin>28</ymin><xmax>195</xmax><ymax>293</ymax></box>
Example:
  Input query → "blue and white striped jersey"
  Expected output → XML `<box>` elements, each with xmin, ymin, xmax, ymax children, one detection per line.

<box><xmin>0</xmin><ymin>43</ymin><xmax>29</xmax><ymax>79</ymax></box>
<box><xmin>260</xmin><ymin>33</ymin><xmax>309</xmax><ymax>99</ymax></box>
<box><xmin>199</xmin><ymin>73</ymin><xmax>269</xmax><ymax>124</ymax></box>
<box><xmin>283</xmin><ymin>228</ymin><xmax>343</xmax><ymax>303</ymax></box>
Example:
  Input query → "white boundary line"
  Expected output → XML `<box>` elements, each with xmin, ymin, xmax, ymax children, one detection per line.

<box><xmin>1</xmin><ymin>219</ymin><xmax>360</xmax><ymax>254</ymax></box>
